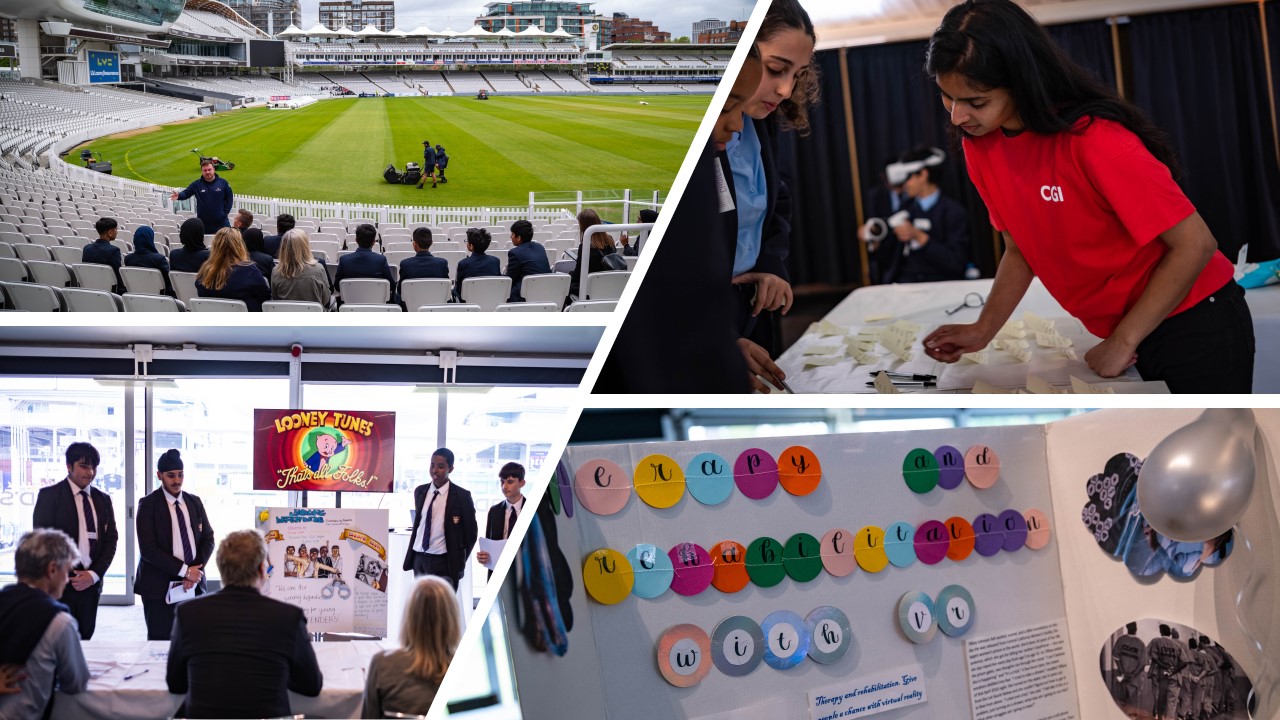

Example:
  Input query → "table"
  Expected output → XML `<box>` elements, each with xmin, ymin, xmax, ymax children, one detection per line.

<box><xmin>54</xmin><ymin>639</ymin><xmax>394</xmax><ymax>720</ymax></box>
<box><xmin>777</xmin><ymin>279</ymin><xmax>1280</xmax><ymax>393</ymax></box>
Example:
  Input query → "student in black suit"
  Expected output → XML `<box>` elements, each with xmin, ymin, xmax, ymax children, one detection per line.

<box><xmin>474</xmin><ymin>462</ymin><xmax>525</xmax><ymax>577</ymax></box>
<box><xmin>263</xmin><ymin>213</ymin><xmax>295</xmax><ymax>258</ymax></box>
<box><xmin>453</xmin><ymin>228</ymin><xmax>501</xmax><ymax>301</ymax></box>
<box><xmin>134</xmin><ymin>449</ymin><xmax>215</xmax><ymax>641</ymax></box>
<box><xmin>398</xmin><ymin>226</ymin><xmax>449</xmax><ymax>301</ymax></box>
<box><xmin>82</xmin><ymin>217</ymin><xmax>124</xmax><ymax>292</ymax></box>
<box><xmin>504</xmin><ymin>220</ymin><xmax>552</xmax><ymax>302</ymax></box>
<box><xmin>31</xmin><ymin>442</ymin><xmax>118</xmax><ymax>640</ymax></box>
<box><xmin>123</xmin><ymin>226</ymin><xmax>173</xmax><ymax>296</ymax></box>
<box><xmin>335</xmin><ymin>223</ymin><xmax>395</xmax><ymax>305</ymax></box>
<box><xmin>167</xmin><ymin>529</ymin><xmax>322</xmax><ymax>718</ymax></box>
<box><xmin>402</xmin><ymin>448</ymin><xmax>478</xmax><ymax>590</ymax></box>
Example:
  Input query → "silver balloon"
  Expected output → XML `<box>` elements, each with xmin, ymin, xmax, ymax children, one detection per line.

<box><xmin>1137</xmin><ymin>409</ymin><xmax>1257</xmax><ymax>542</ymax></box>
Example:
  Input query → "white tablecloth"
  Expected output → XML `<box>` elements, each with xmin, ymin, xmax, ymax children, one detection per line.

<box><xmin>777</xmin><ymin>278</ymin><xmax>1279</xmax><ymax>393</ymax></box>
<box><xmin>54</xmin><ymin>639</ymin><xmax>394</xmax><ymax>720</ymax></box>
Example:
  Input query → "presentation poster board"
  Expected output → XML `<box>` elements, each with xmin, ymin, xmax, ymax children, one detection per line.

<box><xmin>253</xmin><ymin>408</ymin><xmax>395</xmax><ymax>492</ymax></box>
<box><xmin>257</xmin><ymin>506</ymin><xmax>391</xmax><ymax>637</ymax></box>
<box><xmin>87</xmin><ymin>50</ymin><xmax>119</xmax><ymax>83</ymax></box>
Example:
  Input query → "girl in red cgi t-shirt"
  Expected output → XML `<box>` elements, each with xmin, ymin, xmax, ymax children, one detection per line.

<box><xmin>920</xmin><ymin>0</ymin><xmax>1254</xmax><ymax>393</ymax></box>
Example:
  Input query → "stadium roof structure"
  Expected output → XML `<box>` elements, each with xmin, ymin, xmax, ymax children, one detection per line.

<box><xmin>354</xmin><ymin>24</ymin><xmax>391</xmax><ymax>37</ymax></box>
<box><xmin>277</xmin><ymin>23</ymin><xmax>305</xmax><ymax>36</ymax></box>
<box><xmin>457</xmin><ymin>25</ymin><xmax>496</xmax><ymax>37</ymax></box>
<box><xmin>601</xmin><ymin>42</ymin><xmax>735</xmax><ymax>50</ymax></box>
<box><xmin>515</xmin><ymin>26</ymin><xmax>554</xmax><ymax>38</ymax></box>
<box><xmin>332</xmin><ymin>25</ymin><xmax>358</xmax><ymax>36</ymax></box>
<box><xmin>402</xmin><ymin>25</ymin><xmax>442</xmax><ymax>36</ymax></box>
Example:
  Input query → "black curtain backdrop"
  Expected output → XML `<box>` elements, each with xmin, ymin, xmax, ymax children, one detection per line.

<box><xmin>1045</xmin><ymin>19</ymin><xmax>1117</xmax><ymax>92</ymax></box>
<box><xmin>1127</xmin><ymin>3</ymin><xmax>1280</xmax><ymax>262</ymax></box>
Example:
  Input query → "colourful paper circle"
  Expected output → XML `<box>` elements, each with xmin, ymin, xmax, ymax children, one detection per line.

<box><xmin>1024</xmin><ymin>509</ymin><xmax>1052</xmax><ymax>550</ymax></box>
<box><xmin>854</xmin><ymin>525</ymin><xmax>889</xmax><ymax>573</ymax></box>
<box><xmin>945</xmin><ymin>516</ymin><xmax>976</xmax><ymax>561</ymax></box>
<box><xmin>999</xmin><ymin>509</ymin><xmax>1028</xmax><ymax>552</ymax></box>
<box><xmin>898</xmin><ymin>591</ymin><xmax>938</xmax><ymax>644</ymax></box>
<box><xmin>657</xmin><ymin>624</ymin><xmax>712</xmax><ymax>687</ymax></box>
<box><xmin>778</xmin><ymin>445</ymin><xmax>822</xmax><ymax>496</ymax></box>
<box><xmin>820</xmin><ymin>528</ymin><xmax>857</xmax><ymax>577</ymax></box>
<box><xmin>746</xmin><ymin>536</ymin><xmax>787</xmax><ymax>587</ymax></box>
<box><xmin>711</xmin><ymin>615</ymin><xmax>765</xmax><ymax>677</ymax></box>
<box><xmin>903</xmin><ymin>448</ymin><xmax>940</xmax><ymax>494</ymax></box>
<box><xmin>555</xmin><ymin>460</ymin><xmax>574</xmax><ymax>517</ymax></box>
<box><xmin>668</xmin><ymin>542</ymin><xmax>714</xmax><ymax>596</ymax></box>
<box><xmin>935</xmin><ymin>445</ymin><xmax>966</xmax><ymax>490</ymax></box>
<box><xmin>806</xmin><ymin>606</ymin><xmax>853</xmax><ymax>664</ymax></box>
<box><xmin>913</xmin><ymin>520</ymin><xmax>950</xmax><ymax>565</ymax></box>
<box><xmin>711</xmin><ymin>540</ymin><xmax>750</xmax><ymax>593</ymax></box>
<box><xmin>583</xmin><ymin>548</ymin><xmax>633</xmax><ymax>604</ymax></box>
<box><xmin>626</xmin><ymin>543</ymin><xmax>673</xmax><ymax>599</ymax></box>
<box><xmin>972</xmin><ymin>513</ymin><xmax>1004</xmax><ymax>557</ymax></box>
<box><xmin>686</xmin><ymin>452</ymin><xmax>734</xmax><ymax>506</ymax></box>
<box><xmin>761</xmin><ymin>610</ymin><xmax>810</xmax><ymax>670</ymax></box>
<box><xmin>634</xmin><ymin>454</ymin><xmax>686</xmax><ymax>509</ymax></box>
<box><xmin>881</xmin><ymin>521</ymin><xmax>916</xmax><ymax>568</ymax></box>
<box><xmin>782</xmin><ymin>533</ymin><xmax>823</xmax><ymax>583</ymax></box>
<box><xmin>965</xmin><ymin>445</ymin><xmax>1000</xmax><ymax>489</ymax></box>
<box><xmin>734</xmin><ymin>448</ymin><xmax>780</xmax><ymax>500</ymax></box>
<box><xmin>936</xmin><ymin>584</ymin><xmax>976</xmax><ymax>638</ymax></box>
<box><xmin>573</xmin><ymin>459</ymin><xmax>631</xmax><ymax>515</ymax></box>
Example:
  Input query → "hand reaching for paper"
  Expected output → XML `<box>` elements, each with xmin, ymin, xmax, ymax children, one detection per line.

<box><xmin>731</xmin><ymin>272</ymin><xmax>793</xmax><ymax>317</ymax></box>
<box><xmin>738</xmin><ymin>338</ymin><xmax>786</xmax><ymax>393</ymax></box>
<box><xmin>923</xmin><ymin>323</ymin><xmax>995</xmax><ymax>363</ymax></box>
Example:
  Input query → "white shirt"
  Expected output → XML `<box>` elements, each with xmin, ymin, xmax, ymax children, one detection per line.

<box><xmin>414</xmin><ymin>481</ymin><xmax>450</xmax><ymax>555</ymax></box>
<box><xmin>504</xmin><ymin>497</ymin><xmax>525</xmax><ymax>540</ymax></box>
<box><xmin>65</xmin><ymin>478</ymin><xmax>100</xmax><ymax>584</ymax></box>
<box><xmin>165</xmin><ymin>490</ymin><xmax>198</xmax><ymax>577</ymax></box>
<box><xmin>0</xmin><ymin>611</ymin><xmax>88</xmax><ymax>720</ymax></box>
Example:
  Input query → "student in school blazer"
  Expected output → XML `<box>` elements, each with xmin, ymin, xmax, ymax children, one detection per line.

<box><xmin>134</xmin><ymin>485</ymin><xmax>215</xmax><ymax>640</ymax></box>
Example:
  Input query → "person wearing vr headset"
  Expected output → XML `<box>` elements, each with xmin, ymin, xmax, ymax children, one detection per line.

<box><xmin>867</xmin><ymin>146</ymin><xmax>970</xmax><ymax>284</ymax></box>
<box><xmin>921</xmin><ymin>0</ymin><xmax>1253</xmax><ymax>393</ymax></box>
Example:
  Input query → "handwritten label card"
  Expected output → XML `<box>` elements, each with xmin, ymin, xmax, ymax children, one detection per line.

<box><xmin>807</xmin><ymin>665</ymin><xmax>928</xmax><ymax>720</ymax></box>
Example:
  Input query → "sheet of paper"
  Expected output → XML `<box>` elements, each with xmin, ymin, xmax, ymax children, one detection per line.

<box><xmin>971</xmin><ymin>380</ymin><xmax>1018</xmax><ymax>394</ymax></box>
<box><xmin>810</xmin><ymin>320</ymin><xmax>846</xmax><ymax>337</ymax></box>
<box><xmin>878</xmin><ymin>325</ymin><xmax>916</xmax><ymax>362</ymax></box>
<box><xmin>1024</xmin><ymin>375</ymin><xmax>1062</xmax><ymax>394</ymax></box>
<box><xmin>1035</xmin><ymin>332</ymin><xmax>1073</xmax><ymax>348</ymax></box>
<box><xmin>964</xmin><ymin>619</ymin><xmax>1079</xmax><ymax>720</ymax></box>
<box><xmin>802</xmin><ymin>341</ymin><xmax>845</xmax><ymax>356</ymax></box>
<box><xmin>1059</xmin><ymin>347</ymin><xmax>1077</xmax><ymax>360</ymax></box>
<box><xmin>803</xmin><ymin>355</ymin><xmax>844</xmax><ymax>368</ymax></box>
<box><xmin>1069</xmin><ymin>376</ymin><xmax>1115</xmax><ymax>394</ymax></box>
<box><xmin>1007</xmin><ymin>346</ymin><xmax>1031</xmax><ymax>363</ymax></box>
<box><xmin>873</xmin><ymin>372</ymin><xmax>900</xmax><ymax>394</ymax></box>
<box><xmin>993</xmin><ymin>338</ymin><xmax>1029</xmax><ymax>351</ymax></box>
<box><xmin>166</xmin><ymin>581</ymin><xmax>196</xmax><ymax>605</ymax></box>
<box><xmin>960</xmin><ymin>350</ymin><xmax>989</xmax><ymax>365</ymax></box>
<box><xmin>863</xmin><ymin>313</ymin><xmax>892</xmax><ymax>323</ymax></box>
<box><xmin>478</xmin><ymin>537</ymin><xmax>506</xmax><ymax>570</ymax></box>
<box><xmin>1022</xmin><ymin>311</ymin><xmax>1055</xmax><ymax>334</ymax></box>
<box><xmin>997</xmin><ymin>321</ymin><xmax>1026</xmax><ymax>339</ymax></box>
<box><xmin>808</xmin><ymin>665</ymin><xmax>928</xmax><ymax>720</ymax></box>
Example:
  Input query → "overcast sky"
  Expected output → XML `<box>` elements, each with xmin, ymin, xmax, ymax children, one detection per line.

<box><xmin>296</xmin><ymin>0</ymin><xmax>756</xmax><ymax>38</ymax></box>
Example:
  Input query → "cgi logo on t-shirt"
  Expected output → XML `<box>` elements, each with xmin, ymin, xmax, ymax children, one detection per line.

<box><xmin>1040</xmin><ymin>185</ymin><xmax>1065</xmax><ymax>203</ymax></box>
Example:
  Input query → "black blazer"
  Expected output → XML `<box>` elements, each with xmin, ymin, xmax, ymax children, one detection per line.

<box><xmin>398</xmin><ymin>251</ymin><xmax>449</xmax><ymax>296</ymax></box>
<box><xmin>485</xmin><ymin>501</ymin><xmax>512</xmax><ymax>542</ymax></box>
<box><xmin>167</xmin><ymin>585</ymin><xmax>322</xmax><ymax>719</ymax></box>
<box><xmin>32</xmin><ymin>480</ymin><xmax>118</xmax><ymax>580</ymax></box>
<box><xmin>134</xmin><ymin>489</ymin><xmax>215</xmax><ymax>601</ymax></box>
<box><xmin>402</xmin><ymin>482</ymin><xmax>478</xmax><ymax>584</ymax></box>
<box><xmin>505</xmin><ymin>241</ymin><xmax>552</xmax><ymax>301</ymax></box>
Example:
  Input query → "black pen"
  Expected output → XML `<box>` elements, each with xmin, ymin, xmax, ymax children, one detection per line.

<box><xmin>124</xmin><ymin>668</ymin><xmax>150</xmax><ymax>681</ymax></box>
<box><xmin>873</xmin><ymin>371</ymin><xmax>937</xmax><ymax>381</ymax></box>
<box><xmin>866</xmin><ymin>380</ymin><xmax>937</xmax><ymax>388</ymax></box>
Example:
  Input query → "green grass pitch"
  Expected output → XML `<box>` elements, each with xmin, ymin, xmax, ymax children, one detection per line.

<box><xmin>73</xmin><ymin>94</ymin><xmax>711</xmax><ymax>209</ymax></box>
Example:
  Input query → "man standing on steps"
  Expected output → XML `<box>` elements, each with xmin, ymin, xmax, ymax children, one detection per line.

<box><xmin>416</xmin><ymin>141</ymin><xmax>437</xmax><ymax>189</ymax></box>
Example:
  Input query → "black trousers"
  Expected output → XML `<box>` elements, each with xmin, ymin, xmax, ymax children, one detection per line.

<box><xmin>142</xmin><ymin>595</ymin><xmax>177</xmax><ymax>641</ymax></box>
<box><xmin>412</xmin><ymin>552</ymin><xmax>458</xmax><ymax>589</ymax></box>
<box><xmin>1135</xmin><ymin>280</ymin><xmax>1254</xmax><ymax>393</ymax></box>
<box><xmin>61</xmin><ymin>579</ymin><xmax>102</xmax><ymax>640</ymax></box>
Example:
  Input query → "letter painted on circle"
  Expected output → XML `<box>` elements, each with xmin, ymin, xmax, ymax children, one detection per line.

<box><xmin>778</xmin><ymin>445</ymin><xmax>822</xmax><ymax>496</ymax></box>
<box><xmin>854</xmin><ymin>525</ymin><xmax>889</xmax><ymax>573</ymax></box>
<box><xmin>582</xmin><ymin>548</ymin><xmax>633</xmax><ymax>604</ymax></box>
<box><xmin>945</xmin><ymin>516</ymin><xmax>976</xmax><ymax>561</ymax></box>
<box><xmin>626</xmin><ymin>543</ymin><xmax>673</xmax><ymax>599</ymax></box>
<box><xmin>734</xmin><ymin>448</ymin><xmax>780</xmax><ymax>500</ymax></box>
<box><xmin>686</xmin><ymin>452</ymin><xmax>734</xmax><ymax>506</ymax></box>
<box><xmin>573</xmin><ymin>459</ymin><xmax>631</xmax><ymax>515</ymax></box>
<box><xmin>782</xmin><ymin>532</ymin><xmax>823</xmax><ymax>582</ymax></box>
<box><xmin>883</xmin><ymin>521</ymin><xmax>917</xmax><ymax>568</ymax></box>
<box><xmin>903</xmin><ymin>448</ymin><xmax>940</xmax><ymax>493</ymax></box>
<box><xmin>935</xmin><ymin>444</ymin><xmax>965</xmax><ymax>490</ymax></box>
<box><xmin>667</xmin><ymin>542</ymin><xmax>714</xmax><ymax>596</ymax></box>
<box><xmin>820</xmin><ymin>528</ymin><xmax>857</xmax><ymax>577</ymax></box>
<box><xmin>972</xmin><ymin>512</ymin><xmax>1004</xmax><ymax>557</ymax></box>
<box><xmin>965</xmin><ymin>444</ymin><xmax>1000</xmax><ymax>489</ymax></box>
<box><xmin>999</xmin><ymin>508</ymin><xmax>1029</xmax><ymax>552</ymax></box>
<box><xmin>657</xmin><ymin>624</ymin><xmax>712</xmax><ymax>687</ymax></box>
<box><xmin>711</xmin><ymin>540</ymin><xmax>750</xmax><ymax>593</ymax></box>
<box><xmin>1024</xmin><ymin>508</ymin><xmax>1052</xmax><ymax>550</ymax></box>
<box><xmin>634</xmin><ymin>454</ymin><xmax>686</xmax><ymax>509</ymax></box>
<box><xmin>745</xmin><ymin>536</ymin><xmax>787</xmax><ymax>587</ymax></box>
<box><xmin>913</xmin><ymin>519</ymin><xmax>950</xmax><ymax>565</ymax></box>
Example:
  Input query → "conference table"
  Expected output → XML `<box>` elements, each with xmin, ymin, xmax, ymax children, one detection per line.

<box><xmin>54</xmin><ymin>638</ymin><xmax>395</xmax><ymax>720</ymax></box>
<box><xmin>775</xmin><ymin>278</ymin><xmax>1280</xmax><ymax>393</ymax></box>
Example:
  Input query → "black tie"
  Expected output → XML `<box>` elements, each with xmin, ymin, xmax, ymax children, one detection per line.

<box><xmin>80</xmin><ymin>490</ymin><xmax>97</xmax><ymax>557</ymax></box>
<box><xmin>422</xmin><ymin>489</ymin><xmax>440</xmax><ymax>552</ymax></box>
<box><xmin>506</xmin><ymin>505</ymin><xmax>517</xmax><ymax>539</ymax></box>
<box><xmin>174</xmin><ymin>500</ymin><xmax>195</xmax><ymax>565</ymax></box>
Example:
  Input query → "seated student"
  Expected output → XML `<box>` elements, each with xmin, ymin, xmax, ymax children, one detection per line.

<box><xmin>619</xmin><ymin>208</ymin><xmax>657</xmax><ymax>257</ymax></box>
<box><xmin>361</xmin><ymin>576</ymin><xmax>459</xmax><ymax>718</ymax></box>
<box><xmin>123</xmin><ymin>226</ymin><xmax>174</xmax><ymax>296</ymax></box>
<box><xmin>398</xmin><ymin>227</ymin><xmax>449</xmax><ymax>301</ymax></box>
<box><xmin>169</xmin><ymin>218</ymin><xmax>210</xmax><ymax>273</ymax></box>
<box><xmin>568</xmin><ymin>208</ymin><xmax>620</xmax><ymax>298</ymax></box>
<box><xmin>195</xmin><ymin>227</ymin><xmax>271</xmax><ymax>311</ymax></box>
<box><xmin>241</xmin><ymin>227</ymin><xmax>275</xmax><ymax>281</ymax></box>
<box><xmin>504</xmin><ymin>219</ymin><xmax>551</xmax><ymax>302</ymax></box>
<box><xmin>335</xmin><ymin>223</ymin><xmax>395</xmax><ymax>305</ymax></box>
<box><xmin>263</xmin><ymin>214</ymin><xmax>295</xmax><ymax>258</ymax></box>
<box><xmin>454</xmin><ymin>228</ymin><xmax>501</xmax><ymax>301</ymax></box>
<box><xmin>870</xmin><ymin>146</ymin><xmax>969</xmax><ymax>284</ymax></box>
<box><xmin>271</xmin><ymin>229</ymin><xmax>331</xmax><ymax>307</ymax></box>
<box><xmin>82</xmin><ymin>217</ymin><xmax>123</xmax><ymax>292</ymax></box>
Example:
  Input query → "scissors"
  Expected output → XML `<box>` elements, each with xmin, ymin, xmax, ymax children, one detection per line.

<box><xmin>945</xmin><ymin>292</ymin><xmax>985</xmax><ymax>315</ymax></box>
<box><xmin>321</xmin><ymin>576</ymin><xmax>351</xmax><ymax>600</ymax></box>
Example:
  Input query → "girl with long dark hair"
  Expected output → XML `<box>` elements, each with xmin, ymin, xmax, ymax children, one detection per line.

<box><xmin>921</xmin><ymin>0</ymin><xmax>1253</xmax><ymax>392</ymax></box>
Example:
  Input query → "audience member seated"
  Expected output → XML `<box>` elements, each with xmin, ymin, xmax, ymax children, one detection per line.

<box><xmin>167</xmin><ymin>529</ymin><xmax>322</xmax><ymax>719</ymax></box>
<box><xmin>504</xmin><ymin>219</ymin><xmax>551</xmax><ymax>302</ymax></box>
<box><xmin>263</xmin><ymin>213</ymin><xmax>295</xmax><ymax>258</ymax></box>
<box><xmin>241</xmin><ymin>228</ymin><xmax>274</xmax><ymax>280</ymax></box>
<box><xmin>361</xmin><ymin>576</ymin><xmax>459</xmax><ymax>718</ymax></box>
<box><xmin>397</xmin><ymin>227</ymin><xmax>449</xmax><ymax>302</ymax></box>
<box><xmin>454</xmin><ymin>227</ymin><xmax>501</xmax><ymax>301</ymax></box>
<box><xmin>82</xmin><ymin>217</ymin><xmax>124</xmax><ymax>292</ymax></box>
<box><xmin>569</xmin><ymin>208</ymin><xmax>620</xmax><ymax>297</ymax></box>
<box><xmin>335</xmin><ymin>223</ymin><xmax>395</xmax><ymax>305</ymax></box>
<box><xmin>195</xmin><ymin>227</ymin><xmax>271</xmax><ymax>311</ymax></box>
<box><xmin>0</xmin><ymin>529</ymin><xmax>89</xmax><ymax>720</ymax></box>
<box><xmin>123</xmin><ymin>226</ymin><xmax>174</xmax><ymax>296</ymax></box>
<box><xmin>619</xmin><ymin>208</ymin><xmax>657</xmax><ymax>257</ymax></box>
<box><xmin>270</xmin><ymin>229</ymin><xmax>331</xmax><ymax>307</ymax></box>
<box><xmin>169</xmin><ymin>218</ymin><xmax>210</xmax><ymax>273</ymax></box>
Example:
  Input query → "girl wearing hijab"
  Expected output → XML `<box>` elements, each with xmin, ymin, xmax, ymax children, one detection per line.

<box><xmin>195</xmin><ymin>227</ymin><xmax>271</xmax><ymax>311</ymax></box>
<box><xmin>168</xmin><ymin>218</ymin><xmax>210</xmax><ymax>273</ymax></box>
<box><xmin>240</xmin><ymin>227</ymin><xmax>274</xmax><ymax>280</ymax></box>
<box><xmin>123</xmin><ymin>226</ymin><xmax>174</xmax><ymax>296</ymax></box>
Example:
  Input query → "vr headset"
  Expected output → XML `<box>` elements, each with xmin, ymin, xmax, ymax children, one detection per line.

<box><xmin>884</xmin><ymin>147</ymin><xmax>946</xmax><ymax>186</ymax></box>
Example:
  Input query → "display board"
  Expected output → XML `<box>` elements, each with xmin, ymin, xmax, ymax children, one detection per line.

<box><xmin>86</xmin><ymin>50</ymin><xmax>119</xmax><ymax>84</ymax></box>
<box><xmin>257</xmin><ymin>507</ymin><xmax>391</xmax><ymax>637</ymax></box>
<box><xmin>253</xmin><ymin>408</ymin><xmax>395</xmax><ymax>492</ymax></box>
